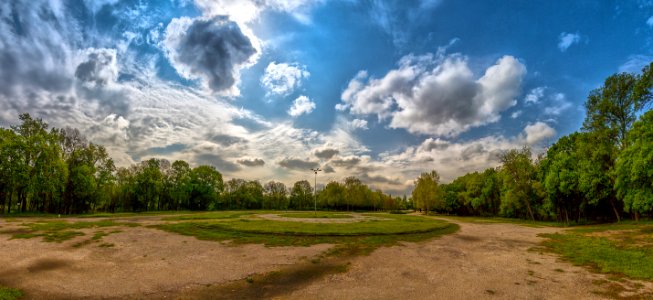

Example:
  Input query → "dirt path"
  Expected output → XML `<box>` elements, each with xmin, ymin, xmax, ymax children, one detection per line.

<box><xmin>282</xmin><ymin>218</ymin><xmax>623</xmax><ymax>300</ymax></box>
<box><xmin>0</xmin><ymin>222</ymin><xmax>331</xmax><ymax>299</ymax></box>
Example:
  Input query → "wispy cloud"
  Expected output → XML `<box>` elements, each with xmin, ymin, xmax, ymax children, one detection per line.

<box><xmin>558</xmin><ymin>32</ymin><xmax>581</xmax><ymax>52</ymax></box>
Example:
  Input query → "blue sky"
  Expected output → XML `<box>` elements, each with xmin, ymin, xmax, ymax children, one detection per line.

<box><xmin>1</xmin><ymin>0</ymin><xmax>652</xmax><ymax>194</ymax></box>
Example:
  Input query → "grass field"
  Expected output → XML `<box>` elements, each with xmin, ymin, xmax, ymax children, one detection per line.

<box><xmin>278</xmin><ymin>212</ymin><xmax>354</xmax><ymax>219</ymax></box>
<box><xmin>156</xmin><ymin>212</ymin><xmax>458</xmax><ymax>255</ymax></box>
<box><xmin>540</xmin><ymin>223</ymin><xmax>653</xmax><ymax>281</ymax></box>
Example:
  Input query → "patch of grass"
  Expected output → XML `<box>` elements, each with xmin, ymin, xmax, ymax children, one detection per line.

<box><xmin>98</xmin><ymin>243</ymin><xmax>114</xmax><ymax>248</ymax></box>
<box><xmin>6</xmin><ymin>220</ymin><xmax>137</xmax><ymax>243</ymax></box>
<box><xmin>438</xmin><ymin>215</ymin><xmax>565</xmax><ymax>227</ymax></box>
<box><xmin>540</xmin><ymin>224</ymin><xmax>653</xmax><ymax>281</ymax></box>
<box><xmin>0</xmin><ymin>286</ymin><xmax>22</xmax><ymax>300</ymax></box>
<box><xmin>162</xmin><ymin>211</ymin><xmax>255</xmax><ymax>221</ymax></box>
<box><xmin>156</xmin><ymin>213</ymin><xmax>458</xmax><ymax>256</ymax></box>
<box><xmin>278</xmin><ymin>212</ymin><xmax>354</xmax><ymax>219</ymax></box>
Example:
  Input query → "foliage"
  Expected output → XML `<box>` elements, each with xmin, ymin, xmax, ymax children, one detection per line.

<box><xmin>412</xmin><ymin>170</ymin><xmax>442</xmax><ymax>214</ymax></box>
<box><xmin>615</xmin><ymin>110</ymin><xmax>653</xmax><ymax>218</ymax></box>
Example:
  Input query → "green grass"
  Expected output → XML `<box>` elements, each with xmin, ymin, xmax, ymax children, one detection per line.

<box><xmin>162</xmin><ymin>211</ymin><xmax>255</xmax><ymax>221</ymax></box>
<box><xmin>156</xmin><ymin>213</ymin><xmax>458</xmax><ymax>255</ymax></box>
<box><xmin>0</xmin><ymin>286</ymin><xmax>22</xmax><ymax>300</ymax></box>
<box><xmin>277</xmin><ymin>212</ymin><xmax>354</xmax><ymax>219</ymax></box>
<box><xmin>6</xmin><ymin>220</ymin><xmax>138</xmax><ymax>243</ymax></box>
<box><xmin>540</xmin><ymin>224</ymin><xmax>653</xmax><ymax>281</ymax></box>
<box><xmin>437</xmin><ymin>215</ymin><xmax>565</xmax><ymax>227</ymax></box>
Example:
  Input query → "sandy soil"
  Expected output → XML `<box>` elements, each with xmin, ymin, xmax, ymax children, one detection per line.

<box><xmin>2</xmin><ymin>216</ymin><xmax>652</xmax><ymax>299</ymax></box>
<box><xmin>0</xmin><ymin>221</ymin><xmax>331</xmax><ymax>299</ymax></box>
<box><xmin>283</xmin><ymin>217</ymin><xmax>653</xmax><ymax>300</ymax></box>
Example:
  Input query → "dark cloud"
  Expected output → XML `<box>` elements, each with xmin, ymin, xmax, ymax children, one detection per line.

<box><xmin>278</xmin><ymin>158</ymin><xmax>319</xmax><ymax>170</ymax></box>
<box><xmin>208</xmin><ymin>133</ymin><xmax>247</xmax><ymax>147</ymax></box>
<box><xmin>314</xmin><ymin>148</ymin><xmax>339</xmax><ymax>159</ymax></box>
<box><xmin>195</xmin><ymin>153</ymin><xmax>241</xmax><ymax>172</ymax></box>
<box><xmin>237</xmin><ymin>158</ymin><xmax>265</xmax><ymax>167</ymax></box>
<box><xmin>75</xmin><ymin>49</ymin><xmax>117</xmax><ymax>86</ymax></box>
<box><xmin>330</xmin><ymin>157</ymin><xmax>361</xmax><ymax>168</ymax></box>
<box><xmin>165</xmin><ymin>16</ymin><xmax>256</xmax><ymax>92</ymax></box>
<box><xmin>323</xmin><ymin>165</ymin><xmax>335</xmax><ymax>173</ymax></box>
<box><xmin>460</xmin><ymin>144</ymin><xmax>485</xmax><ymax>160</ymax></box>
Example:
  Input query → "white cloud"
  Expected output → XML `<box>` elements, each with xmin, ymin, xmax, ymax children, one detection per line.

<box><xmin>524</xmin><ymin>87</ymin><xmax>545</xmax><ymax>104</ymax></box>
<box><xmin>288</xmin><ymin>95</ymin><xmax>316</xmax><ymax>117</ymax></box>
<box><xmin>521</xmin><ymin>122</ymin><xmax>556</xmax><ymax>145</ymax></box>
<box><xmin>544</xmin><ymin>93</ymin><xmax>572</xmax><ymax>115</ymax></box>
<box><xmin>647</xmin><ymin>16</ymin><xmax>653</xmax><ymax>27</ymax></box>
<box><xmin>261</xmin><ymin>62</ymin><xmax>310</xmax><ymax>96</ymax></box>
<box><xmin>349</xmin><ymin>119</ymin><xmax>369</xmax><ymax>130</ymax></box>
<box><xmin>339</xmin><ymin>53</ymin><xmax>526</xmax><ymax>136</ymax></box>
<box><xmin>558</xmin><ymin>32</ymin><xmax>581</xmax><ymax>52</ymax></box>
<box><xmin>510</xmin><ymin>110</ymin><xmax>522</xmax><ymax>119</ymax></box>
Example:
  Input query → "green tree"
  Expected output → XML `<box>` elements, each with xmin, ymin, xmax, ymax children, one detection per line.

<box><xmin>188</xmin><ymin>165</ymin><xmax>223</xmax><ymax>210</ymax></box>
<box><xmin>499</xmin><ymin>148</ymin><xmax>541</xmax><ymax>220</ymax></box>
<box><xmin>264</xmin><ymin>181</ymin><xmax>288</xmax><ymax>210</ymax></box>
<box><xmin>290</xmin><ymin>180</ymin><xmax>312</xmax><ymax>210</ymax></box>
<box><xmin>615</xmin><ymin>110</ymin><xmax>653</xmax><ymax>220</ymax></box>
<box><xmin>412</xmin><ymin>170</ymin><xmax>442</xmax><ymax>215</ymax></box>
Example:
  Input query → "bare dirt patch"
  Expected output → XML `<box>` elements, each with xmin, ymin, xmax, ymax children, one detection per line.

<box><xmin>0</xmin><ymin>220</ymin><xmax>331</xmax><ymax>299</ymax></box>
<box><xmin>283</xmin><ymin>217</ymin><xmax>652</xmax><ymax>300</ymax></box>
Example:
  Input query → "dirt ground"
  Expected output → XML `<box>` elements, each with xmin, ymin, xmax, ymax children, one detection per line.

<box><xmin>0</xmin><ymin>220</ymin><xmax>331</xmax><ymax>299</ymax></box>
<box><xmin>1</xmin><ymin>215</ymin><xmax>651</xmax><ymax>299</ymax></box>
<box><xmin>285</xmin><ymin>217</ymin><xmax>653</xmax><ymax>300</ymax></box>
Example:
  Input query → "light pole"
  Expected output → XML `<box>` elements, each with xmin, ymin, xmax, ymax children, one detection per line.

<box><xmin>310</xmin><ymin>168</ymin><xmax>322</xmax><ymax>216</ymax></box>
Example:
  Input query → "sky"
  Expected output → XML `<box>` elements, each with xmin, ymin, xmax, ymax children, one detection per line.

<box><xmin>1</xmin><ymin>0</ymin><xmax>652</xmax><ymax>195</ymax></box>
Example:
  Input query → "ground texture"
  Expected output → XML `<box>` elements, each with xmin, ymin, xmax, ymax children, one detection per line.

<box><xmin>1</xmin><ymin>214</ymin><xmax>652</xmax><ymax>299</ymax></box>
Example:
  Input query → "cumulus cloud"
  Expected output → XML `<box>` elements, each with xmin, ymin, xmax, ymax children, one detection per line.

<box><xmin>558</xmin><ymin>32</ymin><xmax>580</xmax><ymax>52</ymax></box>
<box><xmin>314</xmin><ymin>147</ymin><xmax>340</xmax><ymax>159</ymax></box>
<box><xmin>288</xmin><ymin>95</ymin><xmax>316</xmax><ymax>117</ymax></box>
<box><xmin>237</xmin><ymin>158</ymin><xmax>265</xmax><ymax>167</ymax></box>
<box><xmin>330</xmin><ymin>156</ymin><xmax>362</xmax><ymax>168</ymax></box>
<box><xmin>278</xmin><ymin>158</ymin><xmax>319</xmax><ymax>170</ymax></box>
<box><xmin>163</xmin><ymin>16</ymin><xmax>256</xmax><ymax>94</ymax></box>
<box><xmin>348</xmin><ymin>119</ymin><xmax>369</xmax><ymax>130</ymax></box>
<box><xmin>261</xmin><ymin>62</ymin><xmax>310</xmax><ymax>96</ymax></box>
<box><xmin>75</xmin><ymin>48</ymin><xmax>119</xmax><ymax>87</ymax></box>
<box><xmin>521</xmin><ymin>122</ymin><xmax>556</xmax><ymax>145</ymax></box>
<box><xmin>339</xmin><ymin>54</ymin><xmax>526</xmax><ymax>136</ymax></box>
<box><xmin>524</xmin><ymin>87</ymin><xmax>545</xmax><ymax>104</ymax></box>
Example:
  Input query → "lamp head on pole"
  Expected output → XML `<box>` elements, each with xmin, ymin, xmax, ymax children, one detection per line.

<box><xmin>310</xmin><ymin>168</ymin><xmax>322</xmax><ymax>174</ymax></box>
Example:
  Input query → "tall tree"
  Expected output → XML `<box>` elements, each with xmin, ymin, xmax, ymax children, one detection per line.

<box><xmin>615</xmin><ymin>110</ymin><xmax>653</xmax><ymax>220</ymax></box>
<box><xmin>412</xmin><ymin>170</ymin><xmax>441</xmax><ymax>215</ymax></box>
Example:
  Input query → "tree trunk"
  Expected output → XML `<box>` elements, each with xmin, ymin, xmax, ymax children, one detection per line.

<box><xmin>609</xmin><ymin>198</ymin><xmax>621</xmax><ymax>222</ymax></box>
<box><xmin>524</xmin><ymin>199</ymin><xmax>535</xmax><ymax>221</ymax></box>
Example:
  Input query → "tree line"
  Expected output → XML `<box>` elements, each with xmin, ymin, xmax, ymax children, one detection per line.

<box><xmin>412</xmin><ymin>62</ymin><xmax>653</xmax><ymax>223</ymax></box>
<box><xmin>0</xmin><ymin>116</ymin><xmax>409</xmax><ymax>214</ymax></box>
